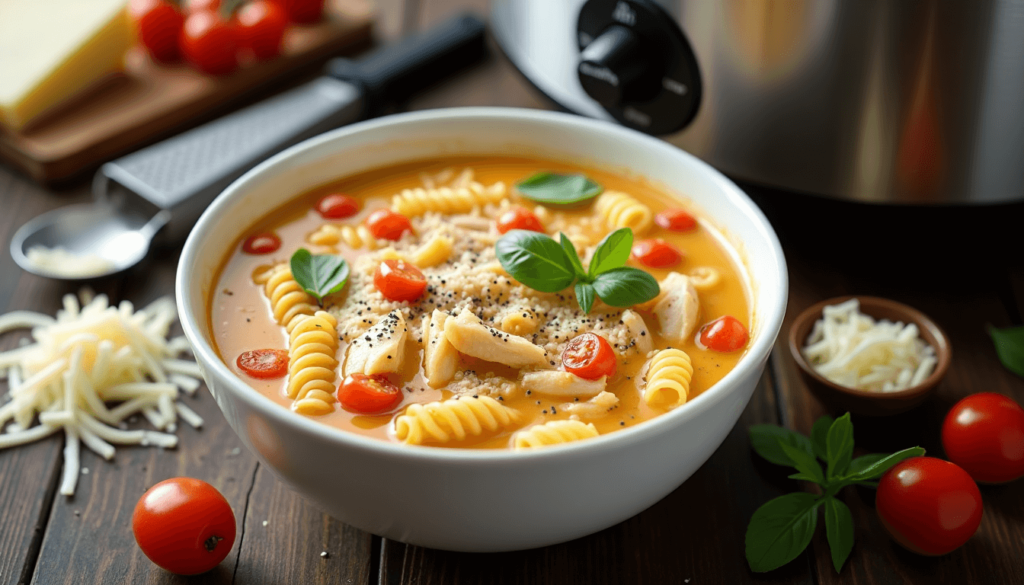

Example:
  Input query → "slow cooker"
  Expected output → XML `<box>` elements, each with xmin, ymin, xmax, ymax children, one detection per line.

<box><xmin>491</xmin><ymin>0</ymin><xmax>1024</xmax><ymax>204</ymax></box>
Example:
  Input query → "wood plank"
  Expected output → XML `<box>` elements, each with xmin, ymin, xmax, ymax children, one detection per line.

<box><xmin>380</xmin><ymin>373</ymin><xmax>811</xmax><ymax>585</ymax></box>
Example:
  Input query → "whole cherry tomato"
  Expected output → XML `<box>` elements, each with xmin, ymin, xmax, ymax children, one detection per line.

<box><xmin>236</xmin><ymin>349</ymin><xmax>289</xmax><ymax>379</ymax></box>
<box><xmin>180</xmin><ymin>10</ymin><xmax>239</xmax><ymax>75</ymax></box>
<box><xmin>315</xmin><ymin>193</ymin><xmax>360</xmax><ymax>219</ymax></box>
<box><xmin>631</xmin><ymin>239</ymin><xmax>683</xmax><ymax>268</ymax></box>
<box><xmin>942</xmin><ymin>393</ymin><xmax>1024</xmax><ymax>483</ymax></box>
<box><xmin>338</xmin><ymin>374</ymin><xmax>403</xmax><ymax>414</ymax></box>
<box><xmin>654</xmin><ymin>208</ymin><xmax>698</xmax><ymax>232</ymax></box>
<box><xmin>236</xmin><ymin>0</ymin><xmax>289</xmax><ymax>60</ymax></box>
<box><xmin>365</xmin><ymin>209</ymin><xmax>412</xmax><ymax>241</ymax></box>
<box><xmin>129</xmin><ymin>0</ymin><xmax>185</xmax><ymax>63</ymax></box>
<box><xmin>562</xmin><ymin>333</ymin><xmax>617</xmax><ymax>380</ymax></box>
<box><xmin>133</xmin><ymin>478</ymin><xmax>236</xmax><ymax>575</ymax></box>
<box><xmin>496</xmin><ymin>207</ymin><xmax>544</xmax><ymax>234</ymax></box>
<box><xmin>876</xmin><ymin>457</ymin><xmax>983</xmax><ymax>556</ymax></box>
<box><xmin>275</xmin><ymin>0</ymin><xmax>326</xmax><ymax>23</ymax></box>
<box><xmin>698</xmin><ymin>315</ymin><xmax>749</xmax><ymax>353</ymax></box>
<box><xmin>374</xmin><ymin>259</ymin><xmax>427</xmax><ymax>302</ymax></box>
<box><xmin>241</xmin><ymin>232</ymin><xmax>281</xmax><ymax>254</ymax></box>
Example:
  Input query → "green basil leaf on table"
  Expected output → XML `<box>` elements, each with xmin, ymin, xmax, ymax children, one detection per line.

<box><xmin>811</xmin><ymin>414</ymin><xmax>834</xmax><ymax>461</ymax></box>
<box><xmin>515</xmin><ymin>172</ymin><xmax>602</xmax><ymax>206</ymax></box>
<box><xmin>988</xmin><ymin>324</ymin><xmax>1024</xmax><ymax>377</ymax></box>
<box><xmin>496</xmin><ymin>230</ymin><xmax>576</xmax><ymax>293</ymax></box>
<box><xmin>591</xmin><ymin>267</ymin><xmax>660</xmax><ymax>307</ymax></box>
<box><xmin>779</xmin><ymin>441</ymin><xmax>825</xmax><ymax>486</ymax></box>
<box><xmin>823</xmin><ymin>497</ymin><xmax>855</xmax><ymax>573</ymax></box>
<box><xmin>575</xmin><ymin>282</ymin><xmax>596</xmax><ymax>314</ymax></box>
<box><xmin>749</xmin><ymin>424</ymin><xmax>815</xmax><ymax>468</ymax></box>
<box><xmin>559</xmin><ymin>233</ymin><xmax>588</xmax><ymax>280</ymax></box>
<box><xmin>289</xmin><ymin>248</ymin><xmax>349</xmax><ymax>304</ymax></box>
<box><xmin>843</xmin><ymin>447</ymin><xmax>926</xmax><ymax>482</ymax></box>
<box><xmin>745</xmin><ymin>492</ymin><xmax>822</xmax><ymax>573</ymax></box>
<box><xmin>825</xmin><ymin>413</ymin><xmax>855</xmax><ymax>480</ymax></box>
<box><xmin>588</xmin><ymin>227</ymin><xmax>633</xmax><ymax>277</ymax></box>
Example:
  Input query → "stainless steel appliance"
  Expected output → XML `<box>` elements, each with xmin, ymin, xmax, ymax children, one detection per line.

<box><xmin>491</xmin><ymin>0</ymin><xmax>1024</xmax><ymax>204</ymax></box>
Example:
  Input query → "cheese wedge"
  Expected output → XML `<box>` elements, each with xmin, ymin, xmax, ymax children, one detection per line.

<box><xmin>0</xmin><ymin>0</ymin><xmax>132</xmax><ymax>131</ymax></box>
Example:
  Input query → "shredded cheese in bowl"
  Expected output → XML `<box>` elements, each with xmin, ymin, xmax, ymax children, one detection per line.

<box><xmin>802</xmin><ymin>299</ymin><xmax>937</xmax><ymax>392</ymax></box>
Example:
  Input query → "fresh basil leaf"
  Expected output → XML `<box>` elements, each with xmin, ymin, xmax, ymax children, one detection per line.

<box><xmin>496</xmin><ymin>230</ymin><xmax>576</xmax><ymax>293</ymax></box>
<box><xmin>826</xmin><ymin>413</ymin><xmax>855</xmax><ymax>480</ymax></box>
<box><xmin>824</xmin><ymin>497</ymin><xmax>854</xmax><ymax>573</ymax></box>
<box><xmin>779</xmin><ymin>441</ymin><xmax>826</xmax><ymax>486</ymax></box>
<box><xmin>588</xmin><ymin>228</ymin><xmax>633</xmax><ymax>277</ymax></box>
<box><xmin>575</xmin><ymin>282</ymin><xmax>596</xmax><ymax>314</ymax></box>
<box><xmin>843</xmin><ymin>447</ymin><xmax>925</xmax><ymax>482</ymax></box>
<box><xmin>515</xmin><ymin>172</ymin><xmax>602</xmax><ymax>206</ymax></box>
<box><xmin>811</xmin><ymin>415</ymin><xmax>834</xmax><ymax>461</ymax></box>
<box><xmin>988</xmin><ymin>324</ymin><xmax>1024</xmax><ymax>377</ymax></box>
<box><xmin>745</xmin><ymin>492</ymin><xmax>821</xmax><ymax>573</ymax></box>
<box><xmin>749</xmin><ymin>425</ymin><xmax>815</xmax><ymax>467</ymax></box>
<box><xmin>591</xmin><ymin>267</ymin><xmax>659</xmax><ymax>307</ymax></box>
<box><xmin>559</xmin><ymin>233</ymin><xmax>588</xmax><ymax>280</ymax></box>
<box><xmin>289</xmin><ymin>248</ymin><xmax>349</xmax><ymax>303</ymax></box>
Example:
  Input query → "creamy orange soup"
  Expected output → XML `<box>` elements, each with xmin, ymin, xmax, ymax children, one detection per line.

<box><xmin>210</xmin><ymin>157</ymin><xmax>750</xmax><ymax>449</ymax></box>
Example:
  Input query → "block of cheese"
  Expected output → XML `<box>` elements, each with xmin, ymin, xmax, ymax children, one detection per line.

<box><xmin>0</xmin><ymin>0</ymin><xmax>132</xmax><ymax>131</ymax></box>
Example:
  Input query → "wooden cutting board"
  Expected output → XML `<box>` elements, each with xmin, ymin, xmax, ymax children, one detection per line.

<box><xmin>0</xmin><ymin>0</ymin><xmax>373</xmax><ymax>185</ymax></box>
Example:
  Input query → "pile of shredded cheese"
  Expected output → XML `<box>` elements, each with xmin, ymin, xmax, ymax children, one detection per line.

<box><xmin>802</xmin><ymin>299</ymin><xmax>937</xmax><ymax>392</ymax></box>
<box><xmin>25</xmin><ymin>246</ymin><xmax>114</xmax><ymax>278</ymax></box>
<box><xmin>0</xmin><ymin>290</ymin><xmax>203</xmax><ymax>496</ymax></box>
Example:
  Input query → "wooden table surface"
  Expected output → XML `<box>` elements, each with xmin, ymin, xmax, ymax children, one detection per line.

<box><xmin>2</xmin><ymin>1</ymin><xmax>1023</xmax><ymax>583</ymax></box>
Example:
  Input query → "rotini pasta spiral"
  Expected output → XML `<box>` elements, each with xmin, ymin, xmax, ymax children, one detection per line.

<box><xmin>287</xmin><ymin>311</ymin><xmax>339</xmax><ymax>415</ymax></box>
<box><xmin>411</xmin><ymin>234</ymin><xmax>453</xmax><ymax>268</ymax></box>
<box><xmin>391</xmin><ymin>182</ymin><xmax>507</xmax><ymax>217</ymax></box>
<box><xmin>688</xmin><ymin>266</ymin><xmax>721</xmax><ymax>290</ymax></box>
<box><xmin>394</xmin><ymin>396</ymin><xmax>521</xmax><ymax>445</ymax></box>
<box><xmin>594</xmin><ymin>190</ymin><xmax>653</xmax><ymax>235</ymax></box>
<box><xmin>513</xmin><ymin>420</ymin><xmax>599</xmax><ymax>450</ymax></box>
<box><xmin>263</xmin><ymin>265</ymin><xmax>317</xmax><ymax>332</ymax></box>
<box><xmin>643</xmin><ymin>348</ymin><xmax>694</xmax><ymax>409</ymax></box>
<box><xmin>308</xmin><ymin>224</ymin><xmax>383</xmax><ymax>250</ymax></box>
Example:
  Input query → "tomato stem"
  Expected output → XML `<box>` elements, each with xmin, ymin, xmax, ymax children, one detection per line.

<box><xmin>204</xmin><ymin>535</ymin><xmax>224</xmax><ymax>552</ymax></box>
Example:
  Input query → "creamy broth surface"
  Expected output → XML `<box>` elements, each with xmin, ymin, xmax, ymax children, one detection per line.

<box><xmin>210</xmin><ymin>157</ymin><xmax>750</xmax><ymax>449</ymax></box>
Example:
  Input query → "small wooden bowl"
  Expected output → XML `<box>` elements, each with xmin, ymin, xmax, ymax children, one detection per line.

<box><xmin>788</xmin><ymin>296</ymin><xmax>952</xmax><ymax>416</ymax></box>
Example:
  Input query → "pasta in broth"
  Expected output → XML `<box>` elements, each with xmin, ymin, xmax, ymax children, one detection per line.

<box><xmin>210</xmin><ymin>157</ymin><xmax>750</xmax><ymax>450</ymax></box>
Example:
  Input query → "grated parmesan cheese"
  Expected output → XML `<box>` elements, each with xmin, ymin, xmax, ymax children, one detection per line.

<box><xmin>802</xmin><ymin>299</ymin><xmax>937</xmax><ymax>392</ymax></box>
<box><xmin>0</xmin><ymin>290</ymin><xmax>204</xmax><ymax>496</ymax></box>
<box><xmin>25</xmin><ymin>246</ymin><xmax>114</xmax><ymax>278</ymax></box>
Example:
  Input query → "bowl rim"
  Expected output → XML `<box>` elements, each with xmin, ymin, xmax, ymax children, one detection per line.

<box><xmin>787</xmin><ymin>295</ymin><xmax>951</xmax><ymax>401</ymax></box>
<box><xmin>176</xmin><ymin>106</ymin><xmax>789</xmax><ymax>462</ymax></box>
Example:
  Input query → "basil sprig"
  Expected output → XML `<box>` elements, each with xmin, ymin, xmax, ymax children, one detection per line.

<box><xmin>988</xmin><ymin>324</ymin><xmax>1024</xmax><ymax>377</ymax></box>
<box><xmin>496</xmin><ymin>228</ymin><xmax>659</xmax><ymax>313</ymax></box>
<box><xmin>746</xmin><ymin>413</ymin><xmax>925</xmax><ymax>574</ymax></box>
<box><xmin>289</xmin><ymin>248</ymin><xmax>350</xmax><ymax>304</ymax></box>
<box><xmin>515</xmin><ymin>172</ymin><xmax>603</xmax><ymax>206</ymax></box>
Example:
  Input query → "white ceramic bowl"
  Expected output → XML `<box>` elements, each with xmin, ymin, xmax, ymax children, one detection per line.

<box><xmin>176</xmin><ymin>107</ymin><xmax>788</xmax><ymax>552</ymax></box>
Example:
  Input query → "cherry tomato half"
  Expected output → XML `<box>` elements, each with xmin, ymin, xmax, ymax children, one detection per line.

<box><xmin>236</xmin><ymin>349</ymin><xmax>289</xmax><ymax>379</ymax></box>
<box><xmin>241</xmin><ymin>232</ymin><xmax>281</xmax><ymax>254</ymax></box>
<box><xmin>133</xmin><ymin>478</ymin><xmax>236</xmax><ymax>575</ymax></box>
<box><xmin>315</xmin><ymin>193</ymin><xmax>360</xmax><ymax>219</ymax></box>
<box><xmin>180</xmin><ymin>10</ymin><xmax>239</xmax><ymax>75</ymax></box>
<box><xmin>365</xmin><ymin>209</ymin><xmax>412</xmax><ymax>241</ymax></box>
<box><xmin>562</xmin><ymin>333</ymin><xmax>617</xmax><ymax>380</ymax></box>
<box><xmin>876</xmin><ymin>457</ymin><xmax>983</xmax><ymax>556</ymax></box>
<box><xmin>338</xmin><ymin>374</ymin><xmax>403</xmax><ymax>414</ymax></box>
<box><xmin>130</xmin><ymin>0</ymin><xmax>185</xmax><ymax>63</ymax></box>
<box><xmin>942</xmin><ymin>393</ymin><xmax>1024</xmax><ymax>484</ymax></box>
<box><xmin>496</xmin><ymin>207</ymin><xmax>544</xmax><ymax>234</ymax></box>
<box><xmin>655</xmin><ymin>208</ymin><xmax>698</xmax><ymax>232</ymax></box>
<box><xmin>631</xmin><ymin>239</ymin><xmax>683</xmax><ymax>268</ymax></box>
<box><xmin>236</xmin><ymin>0</ymin><xmax>288</xmax><ymax>60</ymax></box>
<box><xmin>374</xmin><ymin>259</ymin><xmax>427</xmax><ymax>302</ymax></box>
<box><xmin>698</xmin><ymin>315</ymin><xmax>749</xmax><ymax>353</ymax></box>
<box><xmin>274</xmin><ymin>0</ymin><xmax>326</xmax><ymax>23</ymax></box>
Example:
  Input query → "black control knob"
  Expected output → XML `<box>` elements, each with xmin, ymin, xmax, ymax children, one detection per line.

<box><xmin>578</xmin><ymin>25</ymin><xmax>658</xmax><ymax>107</ymax></box>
